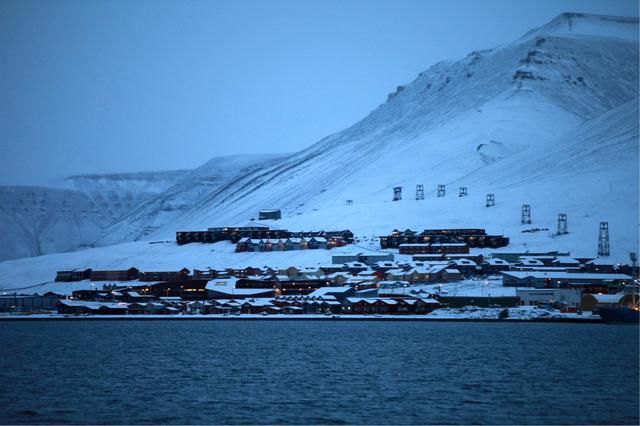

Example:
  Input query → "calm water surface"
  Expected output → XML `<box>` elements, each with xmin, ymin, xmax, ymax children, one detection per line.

<box><xmin>0</xmin><ymin>321</ymin><xmax>638</xmax><ymax>425</ymax></box>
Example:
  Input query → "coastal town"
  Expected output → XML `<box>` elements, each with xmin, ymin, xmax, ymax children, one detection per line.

<box><xmin>1</xmin><ymin>222</ymin><xmax>637</xmax><ymax>321</ymax></box>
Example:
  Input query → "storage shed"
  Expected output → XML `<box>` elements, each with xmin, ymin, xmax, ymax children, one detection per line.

<box><xmin>259</xmin><ymin>209</ymin><xmax>281</xmax><ymax>220</ymax></box>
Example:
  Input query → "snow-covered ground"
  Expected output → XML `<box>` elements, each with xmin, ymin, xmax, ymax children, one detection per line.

<box><xmin>0</xmin><ymin>240</ymin><xmax>383</xmax><ymax>293</ymax></box>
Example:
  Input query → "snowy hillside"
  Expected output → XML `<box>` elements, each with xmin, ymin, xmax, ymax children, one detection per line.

<box><xmin>59</xmin><ymin>170</ymin><xmax>188</xmax><ymax>196</ymax></box>
<box><xmin>139</xmin><ymin>13</ymin><xmax>638</xmax><ymax>247</ymax></box>
<box><xmin>0</xmin><ymin>171</ymin><xmax>186</xmax><ymax>261</ymax></box>
<box><xmin>96</xmin><ymin>154</ymin><xmax>288</xmax><ymax>245</ymax></box>
<box><xmin>0</xmin><ymin>156</ymin><xmax>288</xmax><ymax>261</ymax></box>
<box><xmin>0</xmin><ymin>12</ymin><xmax>638</xmax><ymax>288</ymax></box>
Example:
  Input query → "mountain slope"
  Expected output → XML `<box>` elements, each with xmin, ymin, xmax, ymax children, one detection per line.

<box><xmin>96</xmin><ymin>154</ymin><xmax>288</xmax><ymax>245</ymax></box>
<box><xmin>0</xmin><ymin>155</ymin><xmax>288</xmax><ymax>261</ymax></box>
<box><xmin>0</xmin><ymin>171</ymin><xmax>186</xmax><ymax>261</ymax></box>
<box><xmin>140</xmin><ymin>13</ymin><xmax>638</xmax><ymax>241</ymax></box>
<box><xmin>1</xmin><ymin>97</ymin><xmax>636</xmax><ymax>294</ymax></box>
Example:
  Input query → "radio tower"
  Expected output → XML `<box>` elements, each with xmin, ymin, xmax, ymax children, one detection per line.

<box><xmin>521</xmin><ymin>204</ymin><xmax>532</xmax><ymax>224</ymax></box>
<box><xmin>597</xmin><ymin>222</ymin><xmax>610</xmax><ymax>257</ymax></box>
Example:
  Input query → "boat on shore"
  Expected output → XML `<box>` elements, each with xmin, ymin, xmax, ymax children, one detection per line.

<box><xmin>598</xmin><ymin>306</ymin><xmax>639</xmax><ymax>324</ymax></box>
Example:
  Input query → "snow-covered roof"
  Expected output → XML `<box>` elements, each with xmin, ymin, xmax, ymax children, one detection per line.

<box><xmin>552</xmin><ymin>256</ymin><xmax>581</xmax><ymax>264</ymax></box>
<box><xmin>486</xmin><ymin>258</ymin><xmax>510</xmax><ymax>265</ymax></box>
<box><xmin>326</xmin><ymin>272</ymin><xmax>350</xmax><ymax>278</ymax></box>
<box><xmin>453</xmin><ymin>259</ymin><xmax>476</xmax><ymax>265</ymax></box>
<box><xmin>206</xmin><ymin>277</ymin><xmax>240</xmax><ymax>289</ymax></box>
<box><xmin>241</xmin><ymin>298</ymin><xmax>274</xmax><ymax>307</ymax></box>
<box><xmin>502</xmin><ymin>271</ymin><xmax>631</xmax><ymax>280</ymax></box>
<box><xmin>377</xmin><ymin>280</ymin><xmax>410</xmax><ymax>287</ymax></box>
<box><xmin>422</xmin><ymin>261</ymin><xmax>451</xmax><ymax>266</ymax></box>
<box><xmin>59</xmin><ymin>300</ymin><xmax>128</xmax><ymax>309</ymax></box>
<box><xmin>589</xmin><ymin>293</ymin><xmax>626</xmax><ymax>304</ymax></box>
<box><xmin>517</xmin><ymin>259</ymin><xmax>545</xmax><ymax>266</ymax></box>
<box><xmin>346</xmin><ymin>297</ymin><xmax>376</xmax><ymax>304</ymax></box>
<box><xmin>307</xmin><ymin>286</ymin><xmax>353</xmax><ymax>297</ymax></box>
<box><xmin>417</xmin><ymin>298</ymin><xmax>440</xmax><ymax>304</ymax></box>
<box><xmin>586</xmin><ymin>258</ymin><xmax>619</xmax><ymax>265</ymax></box>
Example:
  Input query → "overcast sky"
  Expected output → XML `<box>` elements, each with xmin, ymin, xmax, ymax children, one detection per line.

<box><xmin>1</xmin><ymin>0</ymin><xmax>637</xmax><ymax>185</ymax></box>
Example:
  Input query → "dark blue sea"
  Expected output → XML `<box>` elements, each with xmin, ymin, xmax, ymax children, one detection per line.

<box><xmin>0</xmin><ymin>321</ymin><xmax>638</xmax><ymax>425</ymax></box>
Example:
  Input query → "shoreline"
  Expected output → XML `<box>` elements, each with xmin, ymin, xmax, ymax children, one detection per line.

<box><xmin>0</xmin><ymin>314</ymin><xmax>604</xmax><ymax>323</ymax></box>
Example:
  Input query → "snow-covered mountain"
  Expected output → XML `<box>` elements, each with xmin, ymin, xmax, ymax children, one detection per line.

<box><xmin>0</xmin><ymin>156</ymin><xmax>286</xmax><ymax>261</ymax></box>
<box><xmin>96</xmin><ymin>154</ymin><xmax>288</xmax><ymax>245</ymax></box>
<box><xmin>0</xmin><ymin>171</ymin><xmax>187</xmax><ymax>261</ymax></box>
<box><xmin>137</xmin><ymin>12</ymin><xmax>638</xmax><ymax>241</ymax></box>
<box><xmin>0</xmin><ymin>12</ymin><xmax>638</xmax><ymax>288</ymax></box>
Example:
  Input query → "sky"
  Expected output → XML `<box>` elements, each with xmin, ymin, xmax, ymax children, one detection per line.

<box><xmin>0</xmin><ymin>0</ymin><xmax>638</xmax><ymax>185</ymax></box>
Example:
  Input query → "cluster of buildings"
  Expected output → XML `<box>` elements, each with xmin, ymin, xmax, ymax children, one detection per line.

<box><xmin>54</xmin><ymin>285</ymin><xmax>443</xmax><ymax>316</ymax></box>
<box><xmin>176</xmin><ymin>225</ymin><xmax>353</xmax><ymax>250</ymax></box>
<box><xmin>235</xmin><ymin>236</ymin><xmax>332</xmax><ymax>252</ymax></box>
<box><xmin>2</xmin><ymin>223</ymin><xmax>635</xmax><ymax>317</ymax></box>
<box><xmin>23</xmin><ymin>247</ymin><xmax>631</xmax><ymax>317</ymax></box>
<box><xmin>380</xmin><ymin>228</ymin><xmax>509</xmax><ymax>249</ymax></box>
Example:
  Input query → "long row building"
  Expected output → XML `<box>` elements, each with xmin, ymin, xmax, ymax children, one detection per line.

<box><xmin>380</xmin><ymin>228</ymin><xmax>509</xmax><ymax>249</ymax></box>
<box><xmin>176</xmin><ymin>225</ymin><xmax>353</xmax><ymax>248</ymax></box>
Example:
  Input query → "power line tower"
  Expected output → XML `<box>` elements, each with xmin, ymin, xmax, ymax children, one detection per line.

<box><xmin>521</xmin><ymin>204</ymin><xmax>532</xmax><ymax>224</ymax></box>
<box><xmin>393</xmin><ymin>187</ymin><xmax>402</xmax><ymax>202</ymax></box>
<box><xmin>437</xmin><ymin>184</ymin><xmax>446</xmax><ymax>197</ymax></box>
<box><xmin>597</xmin><ymin>222</ymin><xmax>610</xmax><ymax>257</ymax></box>
<box><xmin>416</xmin><ymin>184</ymin><xmax>424</xmax><ymax>200</ymax></box>
<box><xmin>459</xmin><ymin>187</ymin><xmax>467</xmax><ymax>197</ymax></box>
<box><xmin>557</xmin><ymin>214</ymin><xmax>568</xmax><ymax>235</ymax></box>
<box><xmin>486</xmin><ymin>193</ymin><xmax>495</xmax><ymax>207</ymax></box>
